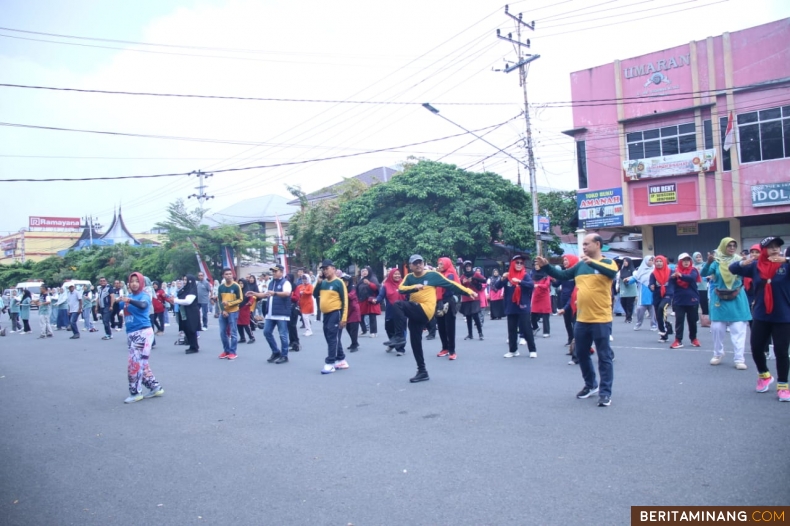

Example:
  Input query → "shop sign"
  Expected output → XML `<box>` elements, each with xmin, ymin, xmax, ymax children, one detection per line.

<box><xmin>537</xmin><ymin>216</ymin><xmax>551</xmax><ymax>233</ymax></box>
<box><xmin>676</xmin><ymin>222</ymin><xmax>698</xmax><ymax>236</ymax></box>
<box><xmin>29</xmin><ymin>216</ymin><xmax>81</xmax><ymax>229</ymax></box>
<box><xmin>623</xmin><ymin>149</ymin><xmax>716</xmax><ymax>182</ymax></box>
<box><xmin>751</xmin><ymin>182</ymin><xmax>790</xmax><ymax>208</ymax></box>
<box><xmin>0</xmin><ymin>239</ymin><xmax>17</xmax><ymax>251</ymax></box>
<box><xmin>577</xmin><ymin>188</ymin><xmax>625</xmax><ymax>229</ymax></box>
<box><xmin>648</xmin><ymin>183</ymin><xmax>677</xmax><ymax>205</ymax></box>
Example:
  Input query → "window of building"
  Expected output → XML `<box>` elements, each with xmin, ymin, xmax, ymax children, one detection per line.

<box><xmin>576</xmin><ymin>140</ymin><xmax>587</xmax><ymax>189</ymax></box>
<box><xmin>737</xmin><ymin>106</ymin><xmax>790</xmax><ymax>164</ymax></box>
<box><xmin>627</xmin><ymin>122</ymin><xmax>696</xmax><ymax>159</ymax></box>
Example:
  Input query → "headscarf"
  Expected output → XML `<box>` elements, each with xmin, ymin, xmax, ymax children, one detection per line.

<box><xmin>462</xmin><ymin>261</ymin><xmax>474</xmax><ymax>278</ymax></box>
<box><xmin>714</xmin><ymin>237</ymin><xmax>741</xmax><ymax>289</ymax></box>
<box><xmin>508</xmin><ymin>258</ymin><xmax>527</xmax><ymax>304</ymax></box>
<box><xmin>652</xmin><ymin>256</ymin><xmax>671</xmax><ymax>298</ymax></box>
<box><xmin>382</xmin><ymin>268</ymin><xmax>402</xmax><ymax>297</ymax></box>
<box><xmin>619</xmin><ymin>257</ymin><xmax>635</xmax><ymax>280</ymax></box>
<box><xmin>635</xmin><ymin>255</ymin><xmax>655</xmax><ymax>286</ymax></box>
<box><xmin>674</xmin><ymin>256</ymin><xmax>700</xmax><ymax>288</ymax></box>
<box><xmin>743</xmin><ymin>244</ymin><xmax>760</xmax><ymax>292</ymax></box>
<box><xmin>692</xmin><ymin>252</ymin><xmax>704</xmax><ymax>272</ymax></box>
<box><xmin>531</xmin><ymin>259</ymin><xmax>547</xmax><ymax>281</ymax></box>
<box><xmin>757</xmin><ymin>246</ymin><xmax>783</xmax><ymax>314</ymax></box>
<box><xmin>563</xmin><ymin>254</ymin><xmax>579</xmax><ymax>270</ymax></box>
<box><xmin>127</xmin><ymin>272</ymin><xmax>146</xmax><ymax>296</ymax></box>
<box><xmin>356</xmin><ymin>266</ymin><xmax>379</xmax><ymax>301</ymax></box>
<box><xmin>178</xmin><ymin>274</ymin><xmax>198</xmax><ymax>299</ymax></box>
<box><xmin>436</xmin><ymin>256</ymin><xmax>459</xmax><ymax>300</ymax></box>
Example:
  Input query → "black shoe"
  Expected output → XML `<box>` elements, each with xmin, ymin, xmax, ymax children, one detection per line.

<box><xmin>426</xmin><ymin>334</ymin><xmax>436</xmax><ymax>340</ymax></box>
<box><xmin>385</xmin><ymin>337</ymin><xmax>406</xmax><ymax>348</ymax></box>
<box><xmin>238</xmin><ymin>339</ymin><xmax>247</xmax><ymax>343</ymax></box>
<box><xmin>478</xmin><ymin>333</ymin><xmax>484</xmax><ymax>340</ymax></box>
<box><xmin>185</xmin><ymin>348</ymin><xmax>199</xmax><ymax>354</ymax></box>
<box><xmin>409</xmin><ymin>370</ymin><xmax>430</xmax><ymax>383</ymax></box>
<box><xmin>598</xmin><ymin>396</ymin><xmax>611</xmax><ymax>407</ymax></box>
<box><xmin>576</xmin><ymin>386</ymin><xmax>599</xmax><ymax>399</ymax></box>
<box><xmin>290</xmin><ymin>343</ymin><xmax>301</xmax><ymax>352</ymax></box>
<box><xmin>349</xmin><ymin>345</ymin><xmax>360</xmax><ymax>352</ymax></box>
<box><xmin>69</xmin><ymin>335</ymin><xmax>80</xmax><ymax>339</ymax></box>
<box><xmin>274</xmin><ymin>356</ymin><xmax>289</xmax><ymax>364</ymax></box>
<box><xmin>267</xmin><ymin>353</ymin><xmax>281</xmax><ymax>363</ymax></box>
<box><xmin>247</xmin><ymin>338</ymin><xmax>255</xmax><ymax>344</ymax></box>
<box><xmin>463</xmin><ymin>335</ymin><xmax>473</xmax><ymax>340</ymax></box>
<box><xmin>361</xmin><ymin>331</ymin><xmax>368</xmax><ymax>336</ymax></box>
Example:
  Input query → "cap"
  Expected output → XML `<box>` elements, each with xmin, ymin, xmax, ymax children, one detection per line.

<box><xmin>760</xmin><ymin>236</ymin><xmax>784</xmax><ymax>248</ymax></box>
<box><xmin>319</xmin><ymin>259</ymin><xmax>335</xmax><ymax>269</ymax></box>
<box><xmin>463</xmin><ymin>260</ymin><xmax>472</xmax><ymax>266</ymax></box>
<box><xmin>408</xmin><ymin>254</ymin><xmax>424</xmax><ymax>264</ymax></box>
<box><xmin>678</xmin><ymin>252</ymin><xmax>692</xmax><ymax>260</ymax></box>
<box><xmin>511</xmin><ymin>254</ymin><xmax>525</xmax><ymax>261</ymax></box>
<box><xmin>270</xmin><ymin>264</ymin><xmax>284</xmax><ymax>272</ymax></box>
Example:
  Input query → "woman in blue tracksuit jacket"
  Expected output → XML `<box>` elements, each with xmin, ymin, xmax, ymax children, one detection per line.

<box><xmin>668</xmin><ymin>253</ymin><xmax>701</xmax><ymax>349</ymax></box>
<box><xmin>494</xmin><ymin>255</ymin><xmax>536</xmax><ymax>358</ymax></box>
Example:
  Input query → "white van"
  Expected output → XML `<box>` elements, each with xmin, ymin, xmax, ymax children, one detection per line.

<box><xmin>62</xmin><ymin>280</ymin><xmax>92</xmax><ymax>292</ymax></box>
<box><xmin>16</xmin><ymin>281</ymin><xmax>44</xmax><ymax>309</ymax></box>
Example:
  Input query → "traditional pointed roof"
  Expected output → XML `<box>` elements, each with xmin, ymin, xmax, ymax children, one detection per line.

<box><xmin>100</xmin><ymin>206</ymin><xmax>140</xmax><ymax>245</ymax></box>
<box><xmin>69</xmin><ymin>224</ymin><xmax>108</xmax><ymax>249</ymax></box>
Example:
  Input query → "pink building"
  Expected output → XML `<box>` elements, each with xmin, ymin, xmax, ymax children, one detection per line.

<box><xmin>565</xmin><ymin>18</ymin><xmax>790</xmax><ymax>257</ymax></box>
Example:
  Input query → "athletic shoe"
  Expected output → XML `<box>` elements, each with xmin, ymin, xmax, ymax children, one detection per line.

<box><xmin>202</xmin><ymin>326</ymin><xmax>208</xmax><ymax>331</ymax></box>
<box><xmin>304</xmin><ymin>330</ymin><xmax>312</xmax><ymax>337</ymax></box>
<box><xmin>650</xmin><ymin>326</ymin><xmax>658</xmax><ymax>331</ymax></box>
<box><xmin>658</xmin><ymin>336</ymin><xmax>668</xmax><ymax>343</ymax></box>
<box><xmin>448</xmin><ymin>353</ymin><xmax>457</xmax><ymax>360</ymax></box>
<box><xmin>576</xmin><ymin>386</ymin><xmax>599</xmax><ymax>399</ymax></box>
<box><xmin>219</xmin><ymin>352</ymin><xmax>230</xmax><ymax>359</ymax></box>
<box><xmin>519</xmin><ymin>338</ymin><xmax>526</xmax><ymax>345</ymax></box>
<box><xmin>735</xmin><ymin>362</ymin><xmax>748</xmax><ymax>370</ymax></box>
<box><xmin>691</xmin><ymin>339</ymin><xmax>701</xmax><ymax>347</ymax></box>
<box><xmin>69</xmin><ymin>335</ymin><xmax>80</xmax><ymax>339</ymax></box>
<box><xmin>275</xmin><ymin>356</ymin><xmax>289</xmax><ymax>364</ymax></box>
<box><xmin>756</xmin><ymin>375</ymin><xmax>774</xmax><ymax>393</ymax></box>
<box><xmin>396</xmin><ymin>350</ymin><xmax>405</xmax><ymax>357</ymax></box>
<box><xmin>143</xmin><ymin>386</ymin><xmax>164</xmax><ymax>399</ymax></box>
<box><xmin>463</xmin><ymin>335</ymin><xmax>473</xmax><ymax>340</ymax></box>
<box><xmin>529</xmin><ymin>352</ymin><xmax>537</xmax><ymax>358</ymax></box>
<box><xmin>609</xmin><ymin>335</ymin><xmax>614</xmax><ymax>342</ymax></box>
<box><xmin>425</xmin><ymin>334</ymin><xmax>436</xmax><ymax>340</ymax></box>
<box><xmin>437</xmin><ymin>350</ymin><xmax>450</xmax><ymax>357</ymax></box>
<box><xmin>670</xmin><ymin>340</ymin><xmax>683</xmax><ymax>349</ymax></box>
<box><xmin>542</xmin><ymin>333</ymin><xmax>550</xmax><ymax>338</ymax></box>
<box><xmin>37</xmin><ymin>335</ymin><xmax>46</xmax><ymax>339</ymax></box>
<box><xmin>409</xmin><ymin>370</ymin><xmax>429</xmax><ymax>383</ymax></box>
<box><xmin>349</xmin><ymin>345</ymin><xmax>360</xmax><ymax>352</ymax></box>
<box><xmin>778</xmin><ymin>388</ymin><xmax>790</xmax><ymax>402</ymax></box>
<box><xmin>478</xmin><ymin>333</ymin><xmax>484</xmax><ymax>340</ymax></box>
<box><xmin>226</xmin><ymin>353</ymin><xmax>238</xmax><ymax>361</ymax></box>
<box><xmin>102</xmin><ymin>336</ymin><xmax>112</xmax><ymax>340</ymax></box>
<box><xmin>185</xmin><ymin>348</ymin><xmax>199</xmax><ymax>354</ymax></box>
<box><xmin>567</xmin><ymin>359</ymin><xmax>578</xmax><ymax>365</ymax></box>
<box><xmin>266</xmin><ymin>353</ymin><xmax>281</xmax><ymax>363</ymax></box>
<box><xmin>321</xmin><ymin>364</ymin><xmax>336</xmax><ymax>374</ymax></box>
<box><xmin>385</xmin><ymin>337</ymin><xmax>406</xmax><ymax>348</ymax></box>
<box><xmin>385</xmin><ymin>346</ymin><xmax>393</xmax><ymax>353</ymax></box>
<box><xmin>369</xmin><ymin>333</ymin><xmax>377</xmax><ymax>338</ymax></box>
<box><xmin>710</xmin><ymin>355</ymin><xmax>723</xmax><ymax>365</ymax></box>
<box><xmin>124</xmin><ymin>393</ymin><xmax>144</xmax><ymax>404</ymax></box>
<box><xmin>334</xmin><ymin>360</ymin><xmax>349</xmax><ymax>370</ymax></box>
<box><xmin>598</xmin><ymin>396</ymin><xmax>611</xmax><ymax>407</ymax></box>
<box><xmin>633</xmin><ymin>324</ymin><xmax>642</xmax><ymax>331</ymax></box>
<box><xmin>504</xmin><ymin>351</ymin><xmax>520</xmax><ymax>358</ymax></box>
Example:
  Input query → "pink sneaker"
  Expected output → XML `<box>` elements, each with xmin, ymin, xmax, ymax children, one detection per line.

<box><xmin>756</xmin><ymin>375</ymin><xmax>774</xmax><ymax>393</ymax></box>
<box><xmin>778</xmin><ymin>387</ymin><xmax>790</xmax><ymax>402</ymax></box>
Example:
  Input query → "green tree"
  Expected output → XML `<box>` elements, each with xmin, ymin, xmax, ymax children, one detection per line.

<box><xmin>536</xmin><ymin>190</ymin><xmax>579</xmax><ymax>255</ymax></box>
<box><xmin>327</xmin><ymin>160</ymin><xmax>533</xmax><ymax>266</ymax></box>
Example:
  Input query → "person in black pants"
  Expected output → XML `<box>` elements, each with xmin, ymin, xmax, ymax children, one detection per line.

<box><xmin>494</xmin><ymin>255</ymin><xmax>537</xmax><ymax>359</ymax></box>
<box><xmin>435</xmin><ymin>257</ymin><xmax>461</xmax><ymax>360</ymax></box>
<box><xmin>649</xmin><ymin>256</ymin><xmax>674</xmax><ymax>343</ymax></box>
<box><xmin>286</xmin><ymin>274</ymin><xmax>301</xmax><ymax>352</ymax></box>
<box><xmin>669</xmin><ymin>253</ymin><xmax>701</xmax><ymax>349</ymax></box>
<box><xmin>558</xmin><ymin>255</ymin><xmax>579</xmax><ymax>346</ymax></box>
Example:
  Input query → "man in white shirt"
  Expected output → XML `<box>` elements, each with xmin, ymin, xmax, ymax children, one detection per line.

<box><xmin>247</xmin><ymin>265</ymin><xmax>291</xmax><ymax>364</ymax></box>
<box><xmin>66</xmin><ymin>285</ymin><xmax>83</xmax><ymax>339</ymax></box>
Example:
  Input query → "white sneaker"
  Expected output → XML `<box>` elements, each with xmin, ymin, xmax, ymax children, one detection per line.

<box><xmin>304</xmin><ymin>330</ymin><xmax>313</xmax><ymax>336</ymax></box>
<box><xmin>124</xmin><ymin>393</ymin><xmax>144</xmax><ymax>404</ymax></box>
<box><xmin>735</xmin><ymin>362</ymin><xmax>748</xmax><ymax>370</ymax></box>
<box><xmin>165</xmin><ymin>323</ymin><xmax>170</xmax><ymax>327</ymax></box>
<box><xmin>710</xmin><ymin>355</ymin><xmax>723</xmax><ymax>365</ymax></box>
<box><xmin>518</xmin><ymin>338</ymin><xmax>526</xmax><ymax>345</ymax></box>
<box><xmin>334</xmin><ymin>360</ymin><xmax>349</xmax><ymax>370</ymax></box>
<box><xmin>542</xmin><ymin>333</ymin><xmax>550</xmax><ymax>338</ymax></box>
<box><xmin>321</xmin><ymin>364</ymin><xmax>336</xmax><ymax>374</ymax></box>
<box><xmin>609</xmin><ymin>335</ymin><xmax>614</xmax><ymax>342</ymax></box>
<box><xmin>202</xmin><ymin>326</ymin><xmax>208</xmax><ymax>331</ymax></box>
<box><xmin>504</xmin><ymin>351</ymin><xmax>520</xmax><ymax>358</ymax></box>
<box><xmin>529</xmin><ymin>352</ymin><xmax>537</xmax><ymax>358</ymax></box>
<box><xmin>369</xmin><ymin>333</ymin><xmax>377</xmax><ymax>338</ymax></box>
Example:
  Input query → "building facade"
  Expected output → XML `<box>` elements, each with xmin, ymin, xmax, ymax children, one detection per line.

<box><xmin>565</xmin><ymin>18</ymin><xmax>790</xmax><ymax>257</ymax></box>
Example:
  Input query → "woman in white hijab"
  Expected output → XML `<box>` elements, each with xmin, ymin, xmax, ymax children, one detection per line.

<box><xmin>633</xmin><ymin>255</ymin><xmax>658</xmax><ymax>331</ymax></box>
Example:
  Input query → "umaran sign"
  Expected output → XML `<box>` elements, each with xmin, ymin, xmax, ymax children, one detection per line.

<box><xmin>623</xmin><ymin>54</ymin><xmax>690</xmax><ymax>79</ymax></box>
<box><xmin>29</xmin><ymin>216</ymin><xmax>81</xmax><ymax>229</ymax></box>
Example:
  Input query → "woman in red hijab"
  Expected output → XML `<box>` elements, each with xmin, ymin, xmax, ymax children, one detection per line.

<box><xmin>373</xmin><ymin>268</ymin><xmax>407</xmax><ymax>356</ymax></box>
<box><xmin>649</xmin><ymin>256</ymin><xmax>674</xmax><ymax>343</ymax></box>
<box><xmin>731</xmin><ymin>236</ymin><xmax>790</xmax><ymax>401</ymax></box>
<box><xmin>434</xmin><ymin>257</ymin><xmax>461</xmax><ymax>360</ymax></box>
<box><xmin>493</xmin><ymin>254</ymin><xmax>537</xmax><ymax>358</ymax></box>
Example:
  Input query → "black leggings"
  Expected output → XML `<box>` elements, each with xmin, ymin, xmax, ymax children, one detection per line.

<box><xmin>465</xmin><ymin>313</ymin><xmax>482</xmax><ymax>336</ymax></box>
<box><xmin>184</xmin><ymin>329</ymin><xmax>199</xmax><ymax>350</ymax></box>
<box><xmin>393</xmin><ymin>301</ymin><xmax>429</xmax><ymax>371</ymax></box>
<box><xmin>288</xmin><ymin>306</ymin><xmax>300</xmax><ymax>346</ymax></box>
<box><xmin>751</xmin><ymin>320</ymin><xmax>790</xmax><ymax>384</ymax></box>
<box><xmin>654</xmin><ymin>297</ymin><xmax>673</xmax><ymax>335</ymax></box>
<box><xmin>437</xmin><ymin>311</ymin><xmax>457</xmax><ymax>354</ymax></box>
<box><xmin>384</xmin><ymin>318</ymin><xmax>405</xmax><ymax>352</ymax></box>
<box><xmin>699</xmin><ymin>289</ymin><xmax>709</xmax><ymax>315</ymax></box>
<box><xmin>531</xmin><ymin>313</ymin><xmax>550</xmax><ymax>334</ymax></box>
<box><xmin>673</xmin><ymin>304</ymin><xmax>698</xmax><ymax>342</ymax></box>
<box><xmin>238</xmin><ymin>324</ymin><xmax>252</xmax><ymax>341</ymax></box>
<box><xmin>508</xmin><ymin>313</ymin><xmax>535</xmax><ymax>353</ymax></box>
<box><xmin>620</xmin><ymin>297</ymin><xmax>635</xmax><ymax>321</ymax></box>
<box><xmin>562</xmin><ymin>308</ymin><xmax>574</xmax><ymax>344</ymax></box>
<box><xmin>346</xmin><ymin>321</ymin><xmax>359</xmax><ymax>347</ymax></box>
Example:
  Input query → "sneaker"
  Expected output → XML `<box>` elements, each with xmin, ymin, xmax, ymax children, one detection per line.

<box><xmin>734</xmin><ymin>362</ymin><xmax>748</xmax><ymax>370</ymax></box>
<box><xmin>598</xmin><ymin>396</ymin><xmax>611</xmax><ymax>407</ymax></box>
<box><xmin>247</xmin><ymin>338</ymin><xmax>255</xmax><ymax>344</ymax></box>
<box><xmin>425</xmin><ymin>334</ymin><xmax>436</xmax><ymax>340</ymax></box>
<box><xmin>349</xmin><ymin>345</ymin><xmax>360</xmax><ymax>352</ymax></box>
<box><xmin>670</xmin><ymin>340</ymin><xmax>683</xmax><ymax>349</ymax></box>
<box><xmin>226</xmin><ymin>353</ymin><xmax>238</xmax><ymax>361</ymax></box>
<box><xmin>409</xmin><ymin>370</ymin><xmax>429</xmax><ymax>383</ymax></box>
<box><xmin>385</xmin><ymin>346</ymin><xmax>393</xmax><ymax>353</ymax></box>
<box><xmin>448</xmin><ymin>353</ymin><xmax>457</xmax><ymax>360</ymax></box>
<box><xmin>504</xmin><ymin>351</ymin><xmax>520</xmax><ymax>358</ymax></box>
<box><xmin>321</xmin><ymin>364</ymin><xmax>336</xmax><ymax>374</ymax></box>
<box><xmin>334</xmin><ymin>360</ymin><xmax>349</xmax><ymax>370</ymax></box>
<box><xmin>756</xmin><ymin>375</ymin><xmax>774</xmax><ymax>393</ymax></box>
<box><xmin>369</xmin><ymin>333</ymin><xmax>377</xmax><ymax>338</ymax></box>
<box><xmin>478</xmin><ymin>333</ymin><xmax>484</xmax><ymax>340</ymax></box>
<box><xmin>102</xmin><ymin>336</ymin><xmax>112</xmax><ymax>340</ymax></box>
<box><xmin>218</xmin><ymin>352</ymin><xmax>230</xmax><ymax>359</ymax></box>
<box><xmin>274</xmin><ymin>356</ymin><xmax>289</xmax><ymax>364</ymax></box>
<box><xmin>143</xmin><ymin>386</ymin><xmax>164</xmax><ymax>399</ymax></box>
<box><xmin>437</xmin><ymin>350</ymin><xmax>450</xmax><ymax>357</ymax></box>
<box><xmin>37</xmin><ymin>335</ymin><xmax>47</xmax><ymax>339</ymax></box>
<box><xmin>304</xmin><ymin>330</ymin><xmax>312</xmax><ymax>336</ymax></box>
<box><xmin>710</xmin><ymin>354</ymin><xmax>723</xmax><ymax>365</ymax></box>
<box><xmin>463</xmin><ymin>335</ymin><xmax>473</xmax><ymax>340</ymax></box>
<box><xmin>658</xmin><ymin>336</ymin><xmax>668</xmax><ymax>343</ymax></box>
<box><xmin>519</xmin><ymin>338</ymin><xmax>526</xmax><ymax>345</ymax></box>
<box><xmin>529</xmin><ymin>351</ymin><xmax>537</xmax><ymax>358</ymax></box>
<box><xmin>69</xmin><ymin>335</ymin><xmax>80</xmax><ymax>339</ymax></box>
<box><xmin>202</xmin><ymin>326</ymin><xmax>208</xmax><ymax>331</ymax></box>
<box><xmin>576</xmin><ymin>386</ymin><xmax>599</xmax><ymax>399</ymax></box>
<box><xmin>650</xmin><ymin>326</ymin><xmax>658</xmax><ymax>331</ymax></box>
<box><xmin>385</xmin><ymin>337</ymin><xmax>406</xmax><ymax>348</ymax></box>
<box><xmin>396</xmin><ymin>350</ymin><xmax>405</xmax><ymax>357</ymax></box>
<box><xmin>691</xmin><ymin>339</ymin><xmax>701</xmax><ymax>347</ymax></box>
<box><xmin>266</xmin><ymin>353</ymin><xmax>281</xmax><ymax>363</ymax></box>
<box><xmin>542</xmin><ymin>333</ymin><xmax>550</xmax><ymax>338</ymax></box>
<box><xmin>778</xmin><ymin>388</ymin><xmax>790</xmax><ymax>402</ymax></box>
<box><xmin>567</xmin><ymin>359</ymin><xmax>578</xmax><ymax>365</ymax></box>
<box><xmin>633</xmin><ymin>324</ymin><xmax>642</xmax><ymax>331</ymax></box>
<box><xmin>609</xmin><ymin>335</ymin><xmax>614</xmax><ymax>342</ymax></box>
<box><xmin>124</xmin><ymin>393</ymin><xmax>144</xmax><ymax>404</ymax></box>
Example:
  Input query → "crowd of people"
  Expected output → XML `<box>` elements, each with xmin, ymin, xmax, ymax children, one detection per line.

<box><xmin>1</xmin><ymin>235</ymin><xmax>788</xmax><ymax>406</ymax></box>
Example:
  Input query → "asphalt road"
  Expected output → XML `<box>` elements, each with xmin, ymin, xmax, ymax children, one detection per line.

<box><xmin>1</xmin><ymin>311</ymin><xmax>788</xmax><ymax>526</ymax></box>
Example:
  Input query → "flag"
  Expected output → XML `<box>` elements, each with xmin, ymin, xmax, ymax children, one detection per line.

<box><xmin>275</xmin><ymin>215</ymin><xmax>289</xmax><ymax>275</ymax></box>
<box><xmin>723</xmin><ymin>111</ymin><xmax>734</xmax><ymax>152</ymax></box>
<box><xmin>222</xmin><ymin>245</ymin><xmax>236</xmax><ymax>279</ymax></box>
<box><xmin>189</xmin><ymin>238</ymin><xmax>213</xmax><ymax>285</ymax></box>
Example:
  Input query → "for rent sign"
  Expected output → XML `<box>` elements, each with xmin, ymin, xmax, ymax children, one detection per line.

<box><xmin>29</xmin><ymin>216</ymin><xmax>81</xmax><ymax>229</ymax></box>
<box><xmin>751</xmin><ymin>182</ymin><xmax>790</xmax><ymax>208</ymax></box>
<box><xmin>648</xmin><ymin>183</ymin><xmax>677</xmax><ymax>205</ymax></box>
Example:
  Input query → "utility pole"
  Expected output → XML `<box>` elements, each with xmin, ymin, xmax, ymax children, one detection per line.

<box><xmin>82</xmin><ymin>215</ymin><xmax>102</xmax><ymax>246</ymax></box>
<box><xmin>497</xmin><ymin>5</ymin><xmax>541</xmax><ymax>254</ymax></box>
<box><xmin>188</xmin><ymin>170</ymin><xmax>214</xmax><ymax>214</ymax></box>
<box><xmin>18</xmin><ymin>228</ymin><xmax>25</xmax><ymax>263</ymax></box>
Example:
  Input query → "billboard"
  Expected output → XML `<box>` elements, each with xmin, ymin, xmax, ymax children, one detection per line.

<box><xmin>29</xmin><ymin>216</ymin><xmax>81</xmax><ymax>229</ymax></box>
<box><xmin>623</xmin><ymin>149</ymin><xmax>716</xmax><ymax>181</ymax></box>
<box><xmin>648</xmin><ymin>183</ymin><xmax>678</xmax><ymax>205</ymax></box>
<box><xmin>751</xmin><ymin>182</ymin><xmax>790</xmax><ymax>208</ymax></box>
<box><xmin>577</xmin><ymin>188</ymin><xmax>624</xmax><ymax>229</ymax></box>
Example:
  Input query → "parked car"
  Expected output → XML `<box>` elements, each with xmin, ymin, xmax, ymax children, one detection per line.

<box><xmin>16</xmin><ymin>281</ymin><xmax>44</xmax><ymax>310</ymax></box>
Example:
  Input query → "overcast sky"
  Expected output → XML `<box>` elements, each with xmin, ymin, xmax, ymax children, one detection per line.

<box><xmin>1</xmin><ymin>0</ymin><xmax>788</xmax><ymax>235</ymax></box>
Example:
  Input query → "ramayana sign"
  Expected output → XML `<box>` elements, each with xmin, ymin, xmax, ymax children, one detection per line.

<box><xmin>29</xmin><ymin>216</ymin><xmax>81</xmax><ymax>229</ymax></box>
<box><xmin>751</xmin><ymin>183</ymin><xmax>790</xmax><ymax>208</ymax></box>
<box><xmin>623</xmin><ymin>149</ymin><xmax>716</xmax><ymax>182</ymax></box>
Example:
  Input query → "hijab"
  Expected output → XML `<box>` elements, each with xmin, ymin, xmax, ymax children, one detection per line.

<box><xmin>463</xmin><ymin>261</ymin><xmax>474</xmax><ymax>278</ymax></box>
<box><xmin>357</xmin><ymin>266</ymin><xmax>379</xmax><ymax>301</ymax></box>
<box><xmin>435</xmin><ymin>257</ymin><xmax>459</xmax><ymax>300</ymax></box>
<box><xmin>675</xmin><ymin>257</ymin><xmax>700</xmax><ymax>288</ymax></box>
<box><xmin>531</xmin><ymin>259</ymin><xmax>547</xmax><ymax>281</ymax></box>
<box><xmin>652</xmin><ymin>256</ymin><xmax>671</xmax><ymax>297</ymax></box>
<box><xmin>692</xmin><ymin>252</ymin><xmax>704</xmax><ymax>271</ymax></box>
<box><xmin>508</xmin><ymin>258</ymin><xmax>528</xmax><ymax>304</ymax></box>
<box><xmin>619</xmin><ymin>257</ymin><xmax>635</xmax><ymax>280</ymax></box>
<box><xmin>382</xmin><ymin>268</ymin><xmax>402</xmax><ymax>297</ymax></box>
<box><xmin>563</xmin><ymin>254</ymin><xmax>579</xmax><ymax>270</ymax></box>
<box><xmin>127</xmin><ymin>272</ymin><xmax>146</xmax><ymax>297</ymax></box>
<box><xmin>178</xmin><ymin>274</ymin><xmax>198</xmax><ymax>299</ymax></box>
<box><xmin>714</xmin><ymin>237</ymin><xmax>740</xmax><ymax>289</ymax></box>
<box><xmin>635</xmin><ymin>255</ymin><xmax>655</xmax><ymax>286</ymax></box>
<box><xmin>757</xmin><ymin>245</ymin><xmax>783</xmax><ymax>314</ymax></box>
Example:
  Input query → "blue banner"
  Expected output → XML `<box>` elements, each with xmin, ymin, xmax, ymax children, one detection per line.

<box><xmin>577</xmin><ymin>188</ymin><xmax>625</xmax><ymax>229</ymax></box>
